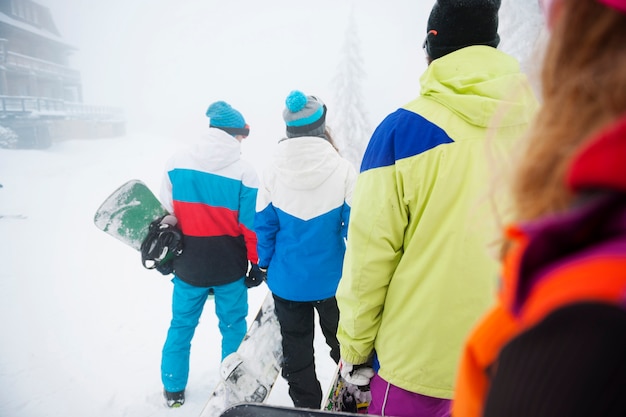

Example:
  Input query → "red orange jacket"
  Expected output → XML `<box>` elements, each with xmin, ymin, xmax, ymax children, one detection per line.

<box><xmin>452</xmin><ymin>114</ymin><xmax>626</xmax><ymax>417</ymax></box>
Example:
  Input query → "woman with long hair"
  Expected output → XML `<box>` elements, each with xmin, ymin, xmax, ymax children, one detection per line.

<box><xmin>452</xmin><ymin>1</ymin><xmax>626</xmax><ymax>416</ymax></box>
<box><xmin>255</xmin><ymin>90</ymin><xmax>357</xmax><ymax>409</ymax></box>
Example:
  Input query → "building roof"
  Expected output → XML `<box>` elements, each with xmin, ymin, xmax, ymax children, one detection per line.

<box><xmin>0</xmin><ymin>5</ymin><xmax>76</xmax><ymax>50</ymax></box>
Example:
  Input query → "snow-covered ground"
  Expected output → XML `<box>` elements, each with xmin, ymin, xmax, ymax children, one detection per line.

<box><xmin>0</xmin><ymin>133</ymin><xmax>329</xmax><ymax>417</ymax></box>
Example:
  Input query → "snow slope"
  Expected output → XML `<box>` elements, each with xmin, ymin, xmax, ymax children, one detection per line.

<box><xmin>0</xmin><ymin>133</ymin><xmax>319</xmax><ymax>417</ymax></box>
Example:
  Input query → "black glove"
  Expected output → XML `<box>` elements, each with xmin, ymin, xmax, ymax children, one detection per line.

<box><xmin>245</xmin><ymin>264</ymin><xmax>266</xmax><ymax>288</ymax></box>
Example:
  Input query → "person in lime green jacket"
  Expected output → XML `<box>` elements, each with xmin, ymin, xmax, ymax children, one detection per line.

<box><xmin>335</xmin><ymin>1</ymin><xmax>539</xmax><ymax>416</ymax></box>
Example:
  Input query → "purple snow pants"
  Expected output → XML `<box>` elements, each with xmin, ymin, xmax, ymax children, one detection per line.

<box><xmin>368</xmin><ymin>374</ymin><xmax>451</xmax><ymax>417</ymax></box>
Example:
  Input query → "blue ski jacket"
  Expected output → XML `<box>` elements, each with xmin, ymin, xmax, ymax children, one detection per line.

<box><xmin>255</xmin><ymin>136</ymin><xmax>357</xmax><ymax>302</ymax></box>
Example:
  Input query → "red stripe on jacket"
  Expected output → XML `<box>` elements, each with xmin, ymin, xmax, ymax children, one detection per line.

<box><xmin>173</xmin><ymin>200</ymin><xmax>258</xmax><ymax>263</ymax></box>
<box><xmin>174</xmin><ymin>201</ymin><xmax>240</xmax><ymax>237</ymax></box>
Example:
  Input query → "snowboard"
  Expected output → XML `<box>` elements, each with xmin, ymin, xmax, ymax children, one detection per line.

<box><xmin>220</xmin><ymin>403</ymin><xmax>368</xmax><ymax>417</ymax></box>
<box><xmin>199</xmin><ymin>292</ymin><xmax>283</xmax><ymax>417</ymax></box>
<box><xmin>322</xmin><ymin>364</ymin><xmax>371</xmax><ymax>414</ymax></box>
<box><xmin>93</xmin><ymin>179</ymin><xmax>169</xmax><ymax>251</ymax></box>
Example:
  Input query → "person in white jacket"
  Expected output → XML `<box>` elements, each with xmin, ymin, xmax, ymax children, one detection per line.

<box><xmin>255</xmin><ymin>90</ymin><xmax>357</xmax><ymax>409</ymax></box>
<box><xmin>158</xmin><ymin>101</ymin><xmax>264</xmax><ymax>408</ymax></box>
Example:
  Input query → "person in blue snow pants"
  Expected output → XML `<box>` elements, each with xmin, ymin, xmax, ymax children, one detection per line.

<box><xmin>157</xmin><ymin>101</ymin><xmax>264</xmax><ymax>407</ymax></box>
<box><xmin>161</xmin><ymin>277</ymin><xmax>248</xmax><ymax>392</ymax></box>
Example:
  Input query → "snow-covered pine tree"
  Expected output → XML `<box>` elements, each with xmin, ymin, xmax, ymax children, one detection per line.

<box><xmin>330</xmin><ymin>7</ymin><xmax>372</xmax><ymax>171</ymax></box>
<box><xmin>499</xmin><ymin>0</ymin><xmax>545</xmax><ymax>95</ymax></box>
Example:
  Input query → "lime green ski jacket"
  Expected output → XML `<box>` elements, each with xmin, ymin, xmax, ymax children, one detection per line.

<box><xmin>336</xmin><ymin>46</ymin><xmax>539</xmax><ymax>399</ymax></box>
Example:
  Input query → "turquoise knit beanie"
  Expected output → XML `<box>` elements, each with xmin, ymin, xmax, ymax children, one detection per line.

<box><xmin>206</xmin><ymin>101</ymin><xmax>249</xmax><ymax>137</ymax></box>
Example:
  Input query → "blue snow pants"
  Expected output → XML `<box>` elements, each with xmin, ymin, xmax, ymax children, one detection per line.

<box><xmin>161</xmin><ymin>276</ymin><xmax>248</xmax><ymax>392</ymax></box>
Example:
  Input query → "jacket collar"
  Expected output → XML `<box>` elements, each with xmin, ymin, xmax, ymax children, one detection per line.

<box><xmin>567</xmin><ymin>114</ymin><xmax>626</xmax><ymax>193</ymax></box>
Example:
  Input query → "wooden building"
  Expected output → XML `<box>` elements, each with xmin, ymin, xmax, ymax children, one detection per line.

<box><xmin>0</xmin><ymin>0</ymin><xmax>124</xmax><ymax>148</ymax></box>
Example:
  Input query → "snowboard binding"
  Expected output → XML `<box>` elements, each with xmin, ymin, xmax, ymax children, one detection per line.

<box><xmin>140</xmin><ymin>214</ymin><xmax>183</xmax><ymax>275</ymax></box>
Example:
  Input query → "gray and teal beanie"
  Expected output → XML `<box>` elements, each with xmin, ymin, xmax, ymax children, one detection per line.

<box><xmin>283</xmin><ymin>90</ymin><xmax>327</xmax><ymax>138</ymax></box>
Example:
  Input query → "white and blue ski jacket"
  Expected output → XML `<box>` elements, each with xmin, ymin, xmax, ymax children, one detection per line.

<box><xmin>255</xmin><ymin>136</ymin><xmax>357</xmax><ymax>302</ymax></box>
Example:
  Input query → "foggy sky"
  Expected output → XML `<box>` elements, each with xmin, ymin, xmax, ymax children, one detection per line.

<box><xmin>36</xmin><ymin>0</ymin><xmax>542</xmax><ymax>143</ymax></box>
<box><xmin>37</xmin><ymin>0</ymin><xmax>429</xmax><ymax>140</ymax></box>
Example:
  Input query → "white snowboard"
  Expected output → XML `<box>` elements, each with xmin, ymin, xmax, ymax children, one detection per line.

<box><xmin>199</xmin><ymin>292</ymin><xmax>283</xmax><ymax>417</ymax></box>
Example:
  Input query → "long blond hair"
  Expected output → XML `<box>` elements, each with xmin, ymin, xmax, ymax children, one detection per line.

<box><xmin>511</xmin><ymin>0</ymin><xmax>626</xmax><ymax>223</ymax></box>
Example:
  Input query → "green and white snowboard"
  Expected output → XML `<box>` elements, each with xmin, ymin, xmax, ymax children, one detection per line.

<box><xmin>94</xmin><ymin>179</ymin><xmax>169</xmax><ymax>251</ymax></box>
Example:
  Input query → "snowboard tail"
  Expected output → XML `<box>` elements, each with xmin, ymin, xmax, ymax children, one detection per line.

<box><xmin>94</xmin><ymin>179</ymin><xmax>169</xmax><ymax>250</ymax></box>
<box><xmin>199</xmin><ymin>292</ymin><xmax>283</xmax><ymax>417</ymax></box>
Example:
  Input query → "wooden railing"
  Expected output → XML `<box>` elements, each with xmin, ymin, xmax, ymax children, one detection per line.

<box><xmin>0</xmin><ymin>95</ymin><xmax>124</xmax><ymax>119</ymax></box>
<box><xmin>3</xmin><ymin>51</ymin><xmax>81</xmax><ymax>82</ymax></box>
